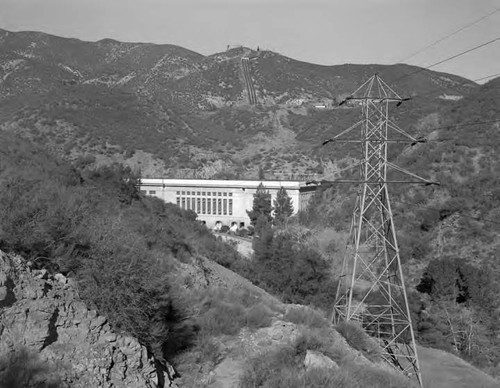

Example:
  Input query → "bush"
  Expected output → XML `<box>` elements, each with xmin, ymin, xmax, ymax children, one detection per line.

<box><xmin>239</xmin><ymin>346</ymin><xmax>300</xmax><ymax>388</ymax></box>
<box><xmin>194</xmin><ymin>288</ymin><xmax>277</xmax><ymax>336</ymax></box>
<box><xmin>247</xmin><ymin>231</ymin><xmax>336</xmax><ymax>309</ymax></box>
<box><xmin>283</xmin><ymin>305</ymin><xmax>330</xmax><ymax>329</ymax></box>
<box><xmin>335</xmin><ymin>321</ymin><xmax>372</xmax><ymax>353</ymax></box>
<box><xmin>0</xmin><ymin>134</ymin><xmax>236</xmax><ymax>366</ymax></box>
<box><xmin>239</xmin><ymin>330</ymin><xmax>411</xmax><ymax>388</ymax></box>
<box><xmin>197</xmin><ymin>299</ymin><xmax>247</xmax><ymax>336</ymax></box>
<box><xmin>246</xmin><ymin>303</ymin><xmax>274</xmax><ymax>329</ymax></box>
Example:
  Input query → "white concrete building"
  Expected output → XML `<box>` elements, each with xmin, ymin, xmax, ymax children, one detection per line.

<box><xmin>139</xmin><ymin>178</ymin><xmax>317</xmax><ymax>228</ymax></box>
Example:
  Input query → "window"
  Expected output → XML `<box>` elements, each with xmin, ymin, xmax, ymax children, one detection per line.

<box><xmin>197</xmin><ymin>198</ymin><xmax>201</xmax><ymax>213</ymax></box>
<box><xmin>229</xmin><ymin>193</ymin><xmax>232</xmax><ymax>197</ymax></box>
<box><xmin>176</xmin><ymin>197</ymin><xmax>180</xmax><ymax>207</ymax></box>
<box><xmin>218</xmin><ymin>199</ymin><xmax>222</xmax><ymax>215</ymax></box>
<box><xmin>176</xmin><ymin>191</ymin><xmax>180</xmax><ymax>195</ymax></box>
<box><xmin>223</xmin><ymin>199</ymin><xmax>227</xmax><ymax>215</ymax></box>
<box><xmin>213</xmin><ymin>192</ymin><xmax>217</xmax><ymax>196</ymax></box>
<box><xmin>229</xmin><ymin>199</ymin><xmax>233</xmax><ymax>215</ymax></box>
<box><xmin>213</xmin><ymin>198</ymin><xmax>217</xmax><ymax>214</ymax></box>
<box><xmin>202</xmin><ymin>192</ymin><xmax>206</xmax><ymax>196</ymax></box>
<box><xmin>202</xmin><ymin>198</ymin><xmax>206</xmax><ymax>214</ymax></box>
<box><xmin>223</xmin><ymin>192</ymin><xmax>227</xmax><ymax>196</ymax></box>
<box><xmin>182</xmin><ymin>191</ymin><xmax>186</xmax><ymax>195</ymax></box>
<box><xmin>187</xmin><ymin>197</ymin><xmax>191</xmax><ymax>210</ymax></box>
<box><xmin>207</xmin><ymin>198</ymin><xmax>211</xmax><ymax>214</ymax></box>
<box><xmin>181</xmin><ymin>198</ymin><xmax>186</xmax><ymax>209</ymax></box>
<box><xmin>149</xmin><ymin>190</ymin><xmax>156</xmax><ymax>195</ymax></box>
<box><xmin>218</xmin><ymin>192</ymin><xmax>222</xmax><ymax>196</ymax></box>
<box><xmin>187</xmin><ymin>191</ymin><xmax>191</xmax><ymax>195</ymax></box>
<box><xmin>140</xmin><ymin>190</ymin><xmax>146</xmax><ymax>194</ymax></box>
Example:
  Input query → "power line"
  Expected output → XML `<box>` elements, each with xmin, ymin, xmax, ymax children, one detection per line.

<box><xmin>473</xmin><ymin>72</ymin><xmax>500</xmax><ymax>82</ymax></box>
<box><xmin>393</xmin><ymin>199</ymin><xmax>500</xmax><ymax>226</ymax></box>
<box><xmin>323</xmin><ymin>119</ymin><xmax>500</xmax><ymax>143</ymax></box>
<box><xmin>398</xmin><ymin>9</ymin><xmax>500</xmax><ymax>64</ymax></box>
<box><xmin>426</xmin><ymin>37</ymin><xmax>500</xmax><ymax>69</ymax></box>
<box><xmin>391</xmin><ymin>36</ymin><xmax>500</xmax><ymax>84</ymax></box>
<box><xmin>421</xmin><ymin>119</ymin><xmax>500</xmax><ymax>134</ymax></box>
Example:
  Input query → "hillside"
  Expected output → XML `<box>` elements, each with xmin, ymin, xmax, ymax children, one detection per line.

<box><xmin>304</xmin><ymin>77</ymin><xmax>500</xmax><ymax>378</ymax></box>
<box><xmin>1</xmin><ymin>27</ymin><xmax>500</xmax><ymax>382</ymax></box>
<box><xmin>0</xmin><ymin>130</ymin><xmax>417</xmax><ymax>387</ymax></box>
<box><xmin>0</xmin><ymin>28</ymin><xmax>478</xmax><ymax>178</ymax></box>
<box><xmin>1</xmin><ymin>130</ymin><xmax>499</xmax><ymax>388</ymax></box>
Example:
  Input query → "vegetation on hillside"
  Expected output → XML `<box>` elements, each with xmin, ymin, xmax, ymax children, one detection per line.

<box><xmin>0</xmin><ymin>131</ymin><xmax>252</xmax><ymax>370</ymax></box>
<box><xmin>294</xmin><ymin>78</ymin><xmax>500</xmax><ymax>377</ymax></box>
<box><xmin>240</xmin><ymin>324</ymin><xmax>414</xmax><ymax>388</ymax></box>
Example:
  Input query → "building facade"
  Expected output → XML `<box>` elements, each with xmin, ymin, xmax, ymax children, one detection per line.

<box><xmin>139</xmin><ymin>178</ymin><xmax>317</xmax><ymax>228</ymax></box>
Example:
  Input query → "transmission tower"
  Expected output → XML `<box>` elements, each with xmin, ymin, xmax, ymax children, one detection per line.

<box><xmin>324</xmin><ymin>74</ymin><xmax>436</xmax><ymax>387</ymax></box>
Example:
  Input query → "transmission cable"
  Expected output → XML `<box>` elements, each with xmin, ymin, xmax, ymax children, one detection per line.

<box><xmin>393</xmin><ymin>199</ymin><xmax>500</xmax><ymax>226</ymax></box>
<box><xmin>391</xmin><ymin>36</ymin><xmax>500</xmax><ymax>85</ymax></box>
<box><xmin>473</xmin><ymin>72</ymin><xmax>500</xmax><ymax>82</ymax></box>
<box><xmin>397</xmin><ymin>8</ymin><xmax>500</xmax><ymax>64</ymax></box>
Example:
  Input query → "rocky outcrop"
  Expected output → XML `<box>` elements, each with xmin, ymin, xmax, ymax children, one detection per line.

<box><xmin>0</xmin><ymin>251</ymin><xmax>176</xmax><ymax>388</ymax></box>
<box><xmin>304</xmin><ymin>350</ymin><xmax>339</xmax><ymax>371</ymax></box>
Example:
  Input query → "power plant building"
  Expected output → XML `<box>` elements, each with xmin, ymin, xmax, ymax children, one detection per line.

<box><xmin>139</xmin><ymin>178</ymin><xmax>317</xmax><ymax>228</ymax></box>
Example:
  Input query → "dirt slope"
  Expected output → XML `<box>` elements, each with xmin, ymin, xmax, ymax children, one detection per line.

<box><xmin>419</xmin><ymin>346</ymin><xmax>499</xmax><ymax>388</ymax></box>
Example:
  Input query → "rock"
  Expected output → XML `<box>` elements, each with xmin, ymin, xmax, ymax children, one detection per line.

<box><xmin>0</xmin><ymin>271</ymin><xmax>7</xmax><ymax>285</ymax></box>
<box><xmin>267</xmin><ymin>320</ymin><xmax>297</xmax><ymax>341</ymax></box>
<box><xmin>0</xmin><ymin>250</ymin><xmax>175</xmax><ymax>388</ymax></box>
<box><xmin>304</xmin><ymin>350</ymin><xmax>339</xmax><ymax>371</ymax></box>
<box><xmin>0</xmin><ymin>286</ymin><xmax>6</xmax><ymax>301</ymax></box>
<box><xmin>102</xmin><ymin>333</ymin><xmax>117</xmax><ymax>342</ymax></box>
<box><xmin>54</xmin><ymin>273</ymin><xmax>67</xmax><ymax>284</ymax></box>
<box><xmin>35</xmin><ymin>269</ymin><xmax>49</xmax><ymax>280</ymax></box>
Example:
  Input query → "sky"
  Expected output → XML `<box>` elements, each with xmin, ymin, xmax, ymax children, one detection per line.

<box><xmin>0</xmin><ymin>0</ymin><xmax>499</xmax><ymax>82</ymax></box>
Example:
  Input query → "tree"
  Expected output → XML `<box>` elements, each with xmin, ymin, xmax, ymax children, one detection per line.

<box><xmin>273</xmin><ymin>187</ymin><xmax>294</xmax><ymax>226</ymax></box>
<box><xmin>247</xmin><ymin>183</ymin><xmax>273</xmax><ymax>226</ymax></box>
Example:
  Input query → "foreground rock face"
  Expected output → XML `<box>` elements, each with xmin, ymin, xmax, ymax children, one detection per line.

<box><xmin>0</xmin><ymin>251</ymin><xmax>174</xmax><ymax>388</ymax></box>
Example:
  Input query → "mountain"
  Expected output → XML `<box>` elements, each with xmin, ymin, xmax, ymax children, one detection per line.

<box><xmin>0</xmin><ymin>28</ymin><xmax>478</xmax><ymax>178</ymax></box>
<box><xmin>1</xmin><ymin>27</ymin><xmax>500</xmax><ymax>382</ymax></box>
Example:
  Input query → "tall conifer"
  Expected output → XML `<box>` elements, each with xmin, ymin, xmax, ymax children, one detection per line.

<box><xmin>247</xmin><ymin>183</ymin><xmax>273</xmax><ymax>226</ymax></box>
<box><xmin>273</xmin><ymin>186</ymin><xmax>294</xmax><ymax>225</ymax></box>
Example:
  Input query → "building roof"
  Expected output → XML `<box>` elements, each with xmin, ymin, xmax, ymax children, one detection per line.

<box><xmin>139</xmin><ymin>178</ymin><xmax>315</xmax><ymax>190</ymax></box>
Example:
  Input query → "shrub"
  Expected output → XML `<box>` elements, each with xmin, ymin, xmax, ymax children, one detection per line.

<box><xmin>239</xmin><ymin>346</ymin><xmax>300</xmax><ymax>388</ymax></box>
<box><xmin>293</xmin><ymin>328</ymin><xmax>347</xmax><ymax>362</ymax></box>
<box><xmin>194</xmin><ymin>288</ymin><xmax>277</xmax><ymax>336</ymax></box>
<box><xmin>249</xmin><ymin>231</ymin><xmax>336</xmax><ymax>309</ymax></box>
<box><xmin>335</xmin><ymin>321</ymin><xmax>371</xmax><ymax>353</ymax></box>
<box><xmin>345</xmin><ymin>363</ymin><xmax>416</xmax><ymax>388</ymax></box>
<box><xmin>246</xmin><ymin>303</ymin><xmax>274</xmax><ymax>329</ymax></box>
<box><xmin>194</xmin><ymin>334</ymin><xmax>222</xmax><ymax>366</ymax></box>
<box><xmin>239</xmin><ymin>331</ymin><xmax>414</xmax><ymax>388</ymax></box>
<box><xmin>197</xmin><ymin>299</ymin><xmax>247</xmax><ymax>336</ymax></box>
<box><xmin>283</xmin><ymin>305</ymin><xmax>330</xmax><ymax>329</ymax></box>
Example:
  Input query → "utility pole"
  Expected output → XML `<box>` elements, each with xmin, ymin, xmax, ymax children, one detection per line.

<box><xmin>324</xmin><ymin>74</ymin><xmax>436</xmax><ymax>387</ymax></box>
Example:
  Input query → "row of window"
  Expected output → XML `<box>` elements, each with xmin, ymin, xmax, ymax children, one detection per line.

<box><xmin>177</xmin><ymin>196</ymin><xmax>233</xmax><ymax>216</ymax></box>
<box><xmin>176</xmin><ymin>191</ymin><xmax>233</xmax><ymax>197</ymax></box>
<box><xmin>141</xmin><ymin>190</ymin><xmax>234</xmax><ymax>197</ymax></box>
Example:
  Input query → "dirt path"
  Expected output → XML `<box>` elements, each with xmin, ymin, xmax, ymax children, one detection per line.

<box><xmin>209</xmin><ymin>358</ymin><xmax>246</xmax><ymax>388</ymax></box>
<box><xmin>419</xmin><ymin>346</ymin><xmax>499</xmax><ymax>388</ymax></box>
<box><xmin>219</xmin><ymin>234</ymin><xmax>253</xmax><ymax>258</ymax></box>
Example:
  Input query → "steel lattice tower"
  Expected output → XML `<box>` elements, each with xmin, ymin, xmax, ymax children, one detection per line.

<box><xmin>324</xmin><ymin>75</ymin><xmax>435</xmax><ymax>388</ymax></box>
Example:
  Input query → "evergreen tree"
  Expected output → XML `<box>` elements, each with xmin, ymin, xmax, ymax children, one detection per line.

<box><xmin>247</xmin><ymin>183</ymin><xmax>273</xmax><ymax>225</ymax></box>
<box><xmin>273</xmin><ymin>186</ymin><xmax>294</xmax><ymax>225</ymax></box>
